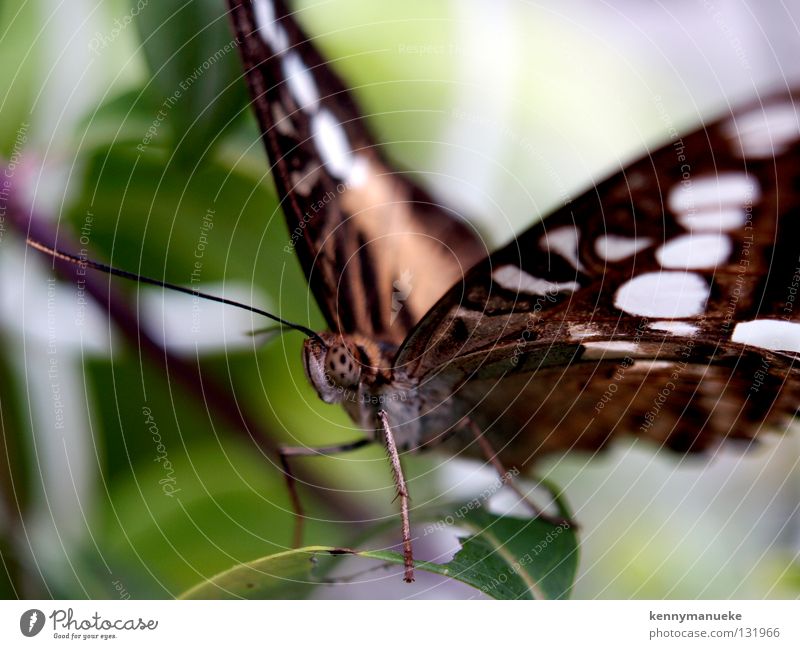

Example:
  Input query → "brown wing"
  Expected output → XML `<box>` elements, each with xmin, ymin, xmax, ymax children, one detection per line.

<box><xmin>392</xmin><ymin>90</ymin><xmax>800</xmax><ymax>467</ymax></box>
<box><xmin>227</xmin><ymin>0</ymin><xmax>485</xmax><ymax>344</ymax></box>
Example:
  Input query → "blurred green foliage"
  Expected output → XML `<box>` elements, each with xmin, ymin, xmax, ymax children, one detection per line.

<box><xmin>0</xmin><ymin>1</ymin><xmax>38</xmax><ymax>156</ymax></box>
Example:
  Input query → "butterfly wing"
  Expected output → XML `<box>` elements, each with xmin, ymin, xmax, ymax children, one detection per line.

<box><xmin>228</xmin><ymin>0</ymin><xmax>486</xmax><ymax>344</ymax></box>
<box><xmin>393</xmin><ymin>91</ymin><xmax>800</xmax><ymax>466</ymax></box>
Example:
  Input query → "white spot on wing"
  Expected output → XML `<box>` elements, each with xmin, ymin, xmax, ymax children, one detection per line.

<box><xmin>253</xmin><ymin>0</ymin><xmax>289</xmax><ymax>52</ymax></box>
<box><xmin>724</xmin><ymin>102</ymin><xmax>800</xmax><ymax>158</ymax></box>
<box><xmin>614</xmin><ymin>271</ymin><xmax>709</xmax><ymax>318</ymax></box>
<box><xmin>630</xmin><ymin>360</ymin><xmax>675</xmax><ymax>371</ymax></box>
<box><xmin>492</xmin><ymin>265</ymin><xmax>580</xmax><ymax>296</ymax></box>
<box><xmin>595</xmin><ymin>234</ymin><xmax>652</xmax><ymax>262</ymax></box>
<box><xmin>540</xmin><ymin>226</ymin><xmax>584</xmax><ymax>271</ymax></box>
<box><xmin>582</xmin><ymin>340</ymin><xmax>638</xmax><ymax>360</ymax></box>
<box><xmin>569</xmin><ymin>323</ymin><xmax>601</xmax><ymax>340</ymax></box>
<box><xmin>282</xmin><ymin>51</ymin><xmax>320</xmax><ymax>111</ymax></box>
<box><xmin>655</xmin><ymin>233</ymin><xmax>732</xmax><ymax>270</ymax></box>
<box><xmin>650</xmin><ymin>321</ymin><xmax>699</xmax><ymax>336</ymax></box>
<box><xmin>311</xmin><ymin>109</ymin><xmax>367</xmax><ymax>186</ymax></box>
<box><xmin>732</xmin><ymin>319</ymin><xmax>800</xmax><ymax>353</ymax></box>
<box><xmin>677</xmin><ymin>208</ymin><xmax>746</xmax><ymax>232</ymax></box>
<box><xmin>346</xmin><ymin>154</ymin><xmax>369</xmax><ymax>188</ymax></box>
<box><xmin>668</xmin><ymin>172</ymin><xmax>760</xmax><ymax>214</ymax></box>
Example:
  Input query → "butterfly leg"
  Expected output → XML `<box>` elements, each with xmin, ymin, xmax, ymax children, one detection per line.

<box><xmin>462</xmin><ymin>418</ymin><xmax>574</xmax><ymax>528</ymax></box>
<box><xmin>278</xmin><ymin>438</ymin><xmax>372</xmax><ymax>548</ymax></box>
<box><xmin>377</xmin><ymin>410</ymin><xmax>415</xmax><ymax>583</ymax></box>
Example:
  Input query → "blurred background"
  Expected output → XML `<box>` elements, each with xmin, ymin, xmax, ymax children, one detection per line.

<box><xmin>1</xmin><ymin>0</ymin><xmax>799</xmax><ymax>599</ymax></box>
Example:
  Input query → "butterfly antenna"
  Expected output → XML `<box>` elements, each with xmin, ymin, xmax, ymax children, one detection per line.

<box><xmin>246</xmin><ymin>324</ymin><xmax>293</xmax><ymax>343</ymax></box>
<box><xmin>26</xmin><ymin>238</ymin><xmax>325</xmax><ymax>344</ymax></box>
<box><xmin>246</xmin><ymin>325</ymin><xmax>289</xmax><ymax>337</ymax></box>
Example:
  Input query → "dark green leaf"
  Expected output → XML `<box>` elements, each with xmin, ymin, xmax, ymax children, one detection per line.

<box><xmin>364</xmin><ymin>506</ymin><xmax>578</xmax><ymax>600</ymax></box>
<box><xmin>65</xmin><ymin>141</ymin><xmax>312</xmax><ymax>314</ymax></box>
<box><xmin>132</xmin><ymin>0</ymin><xmax>247</xmax><ymax>158</ymax></box>
<box><xmin>0</xmin><ymin>337</ymin><xmax>30</xmax><ymax>517</ymax></box>
<box><xmin>440</xmin><ymin>509</ymin><xmax>577</xmax><ymax>599</ymax></box>
<box><xmin>0</xmin><ymin>337</ymin><xmax>35</xmax><ymax>597</ymax></box>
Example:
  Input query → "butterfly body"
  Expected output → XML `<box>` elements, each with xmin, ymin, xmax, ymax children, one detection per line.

<box><xmin>302</xmin><ymin>333</ymin><xmax>427</xmax><ymax>450</ymax></box>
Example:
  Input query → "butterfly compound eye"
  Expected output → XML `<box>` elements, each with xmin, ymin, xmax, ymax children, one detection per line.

<box><xmin>325</xmin><ymin>343</ymin><xmax>361</xmax><ymax>388</ymax></box>
<box><xmin>301</xmin><ymin>335</ymin><xmax>361</xmax><ymax>404</ymax></box>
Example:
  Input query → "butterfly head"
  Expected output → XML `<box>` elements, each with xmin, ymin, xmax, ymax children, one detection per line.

<box><xmin>302</xmin><ymin>332</ymin><xmax>368</xmax><ymax>403</ymax></box>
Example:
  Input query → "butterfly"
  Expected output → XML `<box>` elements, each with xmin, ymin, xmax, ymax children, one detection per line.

<box><xmin>222</xmin><ymin>0</ymin><xmax>800</xmax><ymax>583</ymax></box>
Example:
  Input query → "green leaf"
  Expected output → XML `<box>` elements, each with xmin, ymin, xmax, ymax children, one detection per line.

<box><xmin>132</xmin><ymin>0</ymin><xmax>247</xmax><ymax>158</ymax></box>
<box><xmin>179</xmin><ymin>546</ymin><xmax>336</xmax><ymax>600</ymax></box>
<box><xmin>75</xmin><ymin>87</ymin><xmax>162</xmax><ymax>154</ymax></box>
<box><xmin>365</xmin><ymin>508</ymin><xmax>578</xmax><ymax>600</ymax></box>
<box><xmin>65</xmin><ymin>141</ymin><xmax>311</xmax><ymax>307</ymax></box>
<box><xmin>181</xmin><ymin>503</ymin><xmax>579</xmax><ymax>600</ymax></box>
